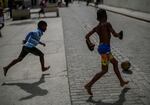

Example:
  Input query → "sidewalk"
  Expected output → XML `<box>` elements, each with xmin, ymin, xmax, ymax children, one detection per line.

<box><xmin>0</xmin><ymin>17</ymin><xmax>71</xmax><ymax>105</ymax></box>
<box><xmin>90</xmin><ymin>4</ymin><xmax>150</xmax><ymax>22</ymax></box>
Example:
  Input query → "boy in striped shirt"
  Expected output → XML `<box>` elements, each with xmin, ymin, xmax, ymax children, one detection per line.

<box><xmin>3</xmin><ymin>20</ymin><xmax>50</xmax><ymax>76</ymax></box>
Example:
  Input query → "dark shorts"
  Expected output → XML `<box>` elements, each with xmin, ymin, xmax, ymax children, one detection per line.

<box><xmin>98</xmin><ymin>43</ymin><xmax>111</xmax><ymax>55</ymax></box>
<box><xmin>98</xmin><ymin>43</ymin><xmax>114</xmax><ymax>66</ymax></box>
<box><xmin>18</xmin><ymin>46</ymin><xmax>44</xmax><ymax>58</ymax></box>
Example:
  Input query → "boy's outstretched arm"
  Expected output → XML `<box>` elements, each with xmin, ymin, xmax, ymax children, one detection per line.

<box><xmin>108</xmin><ymin>23</ymin><xmax>122</xmax><ymax>39</ymax></box>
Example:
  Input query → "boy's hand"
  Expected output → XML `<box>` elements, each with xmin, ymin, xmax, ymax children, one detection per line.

<box><xmin>22</xmin><ymin>40</ymin><xmax>26</xmax><ymax>44</ymax></box>
<box><xmin>40</xmin><ymin>42</ymin><xmax>46</xmax><ymax>47</ymax></box>
<box><xmin>86</xmin><ymin>40</ymin><xmax>95</xmax><ymax>51</ymax></box>
<box><xmin>119</xmin><ymin>31</ymin><xmax>123</xmax><ymax>40</ymax></box>
<box><xmin>42</xmin><ymin>43</ymin><xmax>46</xmax><ymax>47</ymax></box>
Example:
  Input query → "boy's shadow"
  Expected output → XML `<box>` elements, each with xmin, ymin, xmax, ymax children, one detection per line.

<box><xmin>2</xmin><ymin>74</ymin><xmax>50</xmax><ymax>101</ymax></box>
<box><xmin>87</xmin><ymin>88</ymin><xmax>130</xmax><ymax>105</ymax></box>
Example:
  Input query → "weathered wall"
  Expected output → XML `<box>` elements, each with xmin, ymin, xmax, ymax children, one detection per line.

<box><xmin>103</xmin><ymin>0</ymin><xmax>150</xmax><ymax>13</ymax></box>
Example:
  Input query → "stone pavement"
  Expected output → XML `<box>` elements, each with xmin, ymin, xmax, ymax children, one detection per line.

<box><xmin>88</xmin><ymin>3</ymin><xmax>150</xmax><ymax>105</ymax></box>
<box><xmin>60</xmin><ymin>2</ymin><xmax>149</xmax><ymax>105</ymax></box>
<box><xmin>0</xmin><ymin>16</ymin><xmax>71</xmax><ymax>105</ymax></box>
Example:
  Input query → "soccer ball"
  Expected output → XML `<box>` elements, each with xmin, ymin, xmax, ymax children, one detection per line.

<box><xmin>121</xmin><ymin>61</ymin><xmax>131</xmax><ymax>71</ymax></box>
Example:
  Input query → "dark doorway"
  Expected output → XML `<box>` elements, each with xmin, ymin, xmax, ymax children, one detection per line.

<box><xmin>31</xmin><ymin>0</ymin><xmax>37</xmax><ymax>6</ymax></box>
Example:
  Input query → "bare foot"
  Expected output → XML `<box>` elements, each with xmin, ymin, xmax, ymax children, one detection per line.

<box><xmin>3</xmin><ymin>67</ymin><xmax>8</xmax><ymax>76</ymax></box>
<box><xmin>120</xmin><ymin>81</ymin><xmax>129</xmax><ymax>87</ymax></box>
<box><xmin>84</xmin><ymin>85</ymin><xmax>93</xmax><ymax>96</ymax></box>
<box><xmin>42</xmin><ymin>66</ymin><xmax>50</xmax><ymax>72</ymax></box>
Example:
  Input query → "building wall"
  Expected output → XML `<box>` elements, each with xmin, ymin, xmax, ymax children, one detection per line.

<box><xmin>103</xmin><ymin>0</ymin><xmax>150</xmax><ymax>13</ymax></box>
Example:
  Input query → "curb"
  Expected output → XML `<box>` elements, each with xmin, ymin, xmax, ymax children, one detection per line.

<box><xmin>90</xmin><ymin>4</ymin><xmax>150</xmax><ymax>23</ymax></box>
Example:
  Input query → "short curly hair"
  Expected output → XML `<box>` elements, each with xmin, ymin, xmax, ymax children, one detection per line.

<box><xmin>97</xmin><ymin>9</ymin><xmax>107</xmax><ymax>21</ymax></box>
<box><xmin>38</xmin><ymin>20</ymin><xmax>47</xmax><ymax>28</ymax></box>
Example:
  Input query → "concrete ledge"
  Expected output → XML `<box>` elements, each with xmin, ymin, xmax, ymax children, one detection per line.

<box><xmin>45</xmin><ymin>4</ymin><xmax>59</xmax><ymax>17</ymax></box>
<box><xmin>30</xmin><ymin>4</ymin><xmax>59</xmax><ymax>17</ymax></box>
<box><xmin>12</xmin><ymin>9</ymin><xmax>30</xmax><ymax>20</ymax></box>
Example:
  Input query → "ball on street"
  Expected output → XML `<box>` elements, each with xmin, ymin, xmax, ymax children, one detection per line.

<box><xmin>121</xmin><ymin>61</ymin><xmax>131</xmax><ymax>71</ymax></box>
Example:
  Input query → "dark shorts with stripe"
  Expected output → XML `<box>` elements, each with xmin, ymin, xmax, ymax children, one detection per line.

<box><xmin>18</xmin><ymin>46</ymin><xmax>44</xmax><ymax>58</ymax></box>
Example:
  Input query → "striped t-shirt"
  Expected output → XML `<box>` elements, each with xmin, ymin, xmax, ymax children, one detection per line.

<box><xmin>24</xmin><ymin>28</ymin><xmax>43</xmax><ymax>48</ymax></box>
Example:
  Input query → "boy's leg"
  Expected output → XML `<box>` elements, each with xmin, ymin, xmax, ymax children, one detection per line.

<box><xmin>85</xmin><ymin>66</ymin><xmax>108</xmax><ymax>95</ymax></box>
<box><xmin>85</xmin><ymin>54</ymin><xmax>109</xmax><ymax>95</ymax></box>
<box><xmin>39</xmin><ymin>53</ymin><xmax>50</xmax><ymax>71</ymax></box>
<box><xmin>3</xmin><ymin>46</ymin><xmax>28</xmax><ymax>76</ymax></box>
<box><xmin>39</xmin><ymin>9</ymin><xmax>43</xmax><ymax>18</ymax></box>
<box><xmin>41</xmin><ymin>9</ymin><xmax>45</xmax><ymax>17</ymax></box>
<box><xmin>110</xmin><ymin>54</ymin><xmax>129</xmax><ymax>87</ymax></box>
<box><xmin>39</xmin><ymin>10</ymin><xmax>41</xmax><ymax>18</ymax></box>
<box><xmin>3</xmin><ymin>57</ymin><xmax>23</xmax><ymax>76</ymax></box>
<box><xmin>0</xmin><ymin>23</ymin><xmax>4</xmax><ymax>37</ymax></box>
<box><xmin>28</xmin><ymin>47</ymin><xmax>50</xmax><ymax>72</ymax></box>
<box><xmin>0</xmin><ymin>23</ymin><xmax>4</xmax><ymax>29</ymax></box>
<box><xmin>0</xmin><ymin>30</ymin><xmax>1</xmax><ymax>37</ymax></box>
<box><xmin>38</xmin><ymin>12</ymin><xmax>41</xmax><ymax>18</ymax></box>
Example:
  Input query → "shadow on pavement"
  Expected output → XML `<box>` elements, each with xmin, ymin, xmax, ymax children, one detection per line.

<box><xmin>122</xmin><ymin>69</ymin><xmax>133</xmax><ymax>74</ymax></box>
<box><xmin>86</xmin><ymin>87</ymin><xmax>130</xmax><ymax>105</ymax></box>
<box><xmin>2</xmin><ymin>74</ymin><xmax>50</xmax><ymax>101</ymax></box>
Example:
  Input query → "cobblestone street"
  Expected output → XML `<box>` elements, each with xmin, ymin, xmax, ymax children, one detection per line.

<box><xmin>60</xmin><ymin>2</ymin><xmax>150</xmax><ymax>105</ymax></box>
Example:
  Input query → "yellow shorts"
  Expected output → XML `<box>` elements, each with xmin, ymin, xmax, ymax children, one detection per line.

<box><xmin>101</xmin><ymin>53</ymin><xmax>114</xmax><ymax>66</ymax></box>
